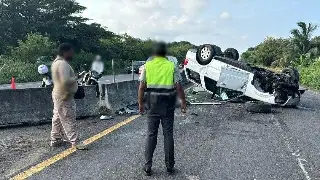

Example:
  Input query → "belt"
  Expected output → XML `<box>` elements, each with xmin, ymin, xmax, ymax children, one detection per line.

<box><xmin>146</xmin><ymin>88</ymin><xmax>175</xmax><ymax>93</ymax></box>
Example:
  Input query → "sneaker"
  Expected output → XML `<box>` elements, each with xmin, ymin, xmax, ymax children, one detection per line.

<box><xmin>71</xmin><ymin>143</ymin><xmax>89</xmax><ymax>150</ymax></box>
<box><xmin>50</xmin><ymin>140</ymin><xmax>65</xmax><ymax>147</ymax></box>
<box><xmin>143</xmin><ymin>166</ymin><xmax>152</xmax><ymax>176</ymax></box>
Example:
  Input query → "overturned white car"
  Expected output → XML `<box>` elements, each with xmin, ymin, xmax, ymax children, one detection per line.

<box><xmin>184</xmin><ymin>44</ymin><xmax>304</xmax><ymax>107</ymax></box>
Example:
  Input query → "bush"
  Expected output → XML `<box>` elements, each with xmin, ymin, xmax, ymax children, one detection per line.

<box><xmin>71</xmin><ymin>50</ymin><xmax>96</xmax><ymax>73</ymax></box>
<box><xmin>242</xmin><ymin>37</ymin><xmax>294</xmax><ymax>67</ymax></box>
<box><xmin>0</xmin><ymin>33</ymin><xmax>55</xmax><ymax>84</ymax></box>
<box><xmin>10</xmin><ymin>33</ymin><xmax>56</xmax><ymax>64</ymax></box>
<box><xmin>300</xmin><ymin>59</ymin><xmax>320</xmax><ymax>90</ymax></box>
<box><xmin>0</xmin><ymin>57</ymin><xmax>39</xmax><ymax>84</ymax></box>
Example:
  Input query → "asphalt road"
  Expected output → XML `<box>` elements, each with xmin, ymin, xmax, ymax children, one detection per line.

<box><xmin>0</xmin><ymin>74</ymin><xmax>138</xmax><ymax>90</ymax></box>
<box><xmin>1</xmin><ymin>90</ymin><xmax>320</xmax><ymax>180</ymax></box>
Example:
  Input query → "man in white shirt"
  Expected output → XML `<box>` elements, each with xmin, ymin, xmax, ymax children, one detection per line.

<box><xmin>90</xmin><ymin>55</ymin><xmax>104</xmax><ymax>97</ymax></box>
<box><xmin>91</xmin><ymin>55</ymin><xmax>104</xmax><ymax>75</ymax></box>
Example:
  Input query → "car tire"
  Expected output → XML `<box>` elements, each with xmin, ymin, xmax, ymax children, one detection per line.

<box><xmin>214</xmin><ymin>56</ymin><xmax>253</xmax><ymax>72</ymax></box>
<box><xmin>281</xmin><ymin>68</ymin><xmax>299</xmax><ymax>83</ymax></box>
<box><xmin>245</xmin><ymin>101</ymin><xmax>272</xmax><ymax>113</ymax></box>
<box><xmin>224</xmin><ymin>48</ymin><xmax>239</xmax><ymax>60</ymax></box>
<box><xmin>196</xmin><ymin>44</ymin><xmax>221</xmax><ymax>65</ymax></box>
<box><xmin>212</xmin><ymin>45</ymin><xmax>223</xmax><ymax>56</ymax></box>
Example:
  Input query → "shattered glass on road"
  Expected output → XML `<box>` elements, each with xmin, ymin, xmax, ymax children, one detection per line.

<box><xmin>186</xmin><ymin>86</ymin><xmax>244</xmax><ymax>104</ymax></box>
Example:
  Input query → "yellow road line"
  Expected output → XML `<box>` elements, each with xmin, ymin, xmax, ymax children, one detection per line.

<box><xmin>11</xmin><ymin>115</ymin><xmax>140</xmax><ymax>180</ymax></box>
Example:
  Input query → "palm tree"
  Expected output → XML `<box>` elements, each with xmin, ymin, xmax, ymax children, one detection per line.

<box><xmin>290</xmin><ymin>22</ymin><xmax>318</xmax><ymax>56</ymax></box>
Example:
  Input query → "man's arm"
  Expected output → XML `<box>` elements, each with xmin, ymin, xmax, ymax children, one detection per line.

<box><xmin>138</xmin><ymin>82</ymin><xmax>146</xmax><ymax>110</ymax></box>
<box><xmin>173</xmin><ymin>66</ymin><xmax>187</xmax><ymax>112</ymax></box>
<box><xmin>58</xmin><ymin>62</ymin><xmax>77</xmax><ymax>86</ymax></box>
<box><xmin>175</xmin><ymin>82</ymin><xmax>187</xmax><ymax>112</ymax></box>
<box><xmin>138</xmin><ymin>68</ymin><xmax>147</xmax><ymax>113</ymax></box>
<box><xmin>100</xmin><ymin>62</ymin><xmax>104</xmax><ymax>74</ymax></box>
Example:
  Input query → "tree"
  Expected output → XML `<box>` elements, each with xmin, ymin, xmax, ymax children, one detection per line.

<box><xmin>0</xmin><ymin>0</ymin><xmax>87</xmax><ymax>54</ymax></box>
<box><xmin>0</xmin><ymin>0</ymin><xmax>201</xmax><ymax>83</ymax></box>
<box><xmin>168</xmin><ymin>41</ymin><xmax>196</xmax><ymax>63</ymax></box>
<box><xmin>310</xmin><ymin>36</ymin><xmax>320</xmax><ymax>57</ymax></box>
<box><xmin>10</xmin><ymin>33</ymin><xmax>56</xmax><ymax>64</ymax></box>
<box><xmin>241</xmin><ymin>47</ymin><xmax>257</xmax><ymax>63</ymax></box>
<box><xmin>63</xmin><ymin>23</ymin><xmax>115</xmax><ymax>53</ymax></box>
<box><xmin>241</xmin><ymin>37</ymin><xmax>293</xmax><ymax>67</ymax></box>
<box><xmin>290</xmin><ymin>22</ymin><xmax>318</xmax><ymax>56</ymax></box>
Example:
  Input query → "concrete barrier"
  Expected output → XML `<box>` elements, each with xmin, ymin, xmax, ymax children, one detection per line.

<box><xmin>0</xmin><ymin>72</ymin><xmax>189</xmax><ymax>127</ymax></box>
<box><xmin>0</xmin><ymin>86</ymin><xmax>99</xmax><ymax>126</ymax></box>
<box><xmin>99</xmin><ymin>80</ymin><xmax>139</xmax><ymax>115</ymax></box>
<box><xmin>99</xmin><ymin>72</ymin><xmax>190</xmax><ymax>115</ymax></box>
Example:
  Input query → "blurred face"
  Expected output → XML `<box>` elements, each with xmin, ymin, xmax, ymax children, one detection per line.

<box><xmin>64</xmin><ymin>49</ymin><xmax>74</xmax><ymax>61</ymax></box>
<box><xmin>94</xmin><ymin>55</ymin><xmax>102</xmax><ymax>62</ymax></box>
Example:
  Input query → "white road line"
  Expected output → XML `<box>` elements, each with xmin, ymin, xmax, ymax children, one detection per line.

<box><xmin>186</xmin><ymin>175</ymin><xmax>200</xmax><ymax>180</ymax></box>
<box><xmin>298</xmin><ymin>158</ymin><xmax>311</xmax><ymax>180</ymax></box>
<box><xmin>272</xmin><ymin>115</ymin><xmax>312</xmax><ymax>180</ymax></box>
<box><xmin>297</xmin><ymin>106</ymin><xmax>313</xmax><ymax>111</ymax></box>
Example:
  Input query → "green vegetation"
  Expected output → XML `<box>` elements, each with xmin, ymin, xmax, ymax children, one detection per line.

<box><xmin>2</xmin><ymin>0</ymin><xmax>319</xmax><ymax>91</ymax></box>
<box><xmin>242</xmin><ymin>22</ymin><xmax>320</xmax><ymax>90</ymax></box>
<box><xmin>0</xmin><ymin>0</ymin><xmax>196</xmax><ymax>84</ymax></box>
<box><xmin>300</xmin><ymin>59</ymin><xmax>320</xmax><ymax>90</ymax></box>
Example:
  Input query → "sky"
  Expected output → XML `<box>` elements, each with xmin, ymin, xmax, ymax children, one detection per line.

<box><xmin>76</xmin><ymin>0</ymin><xmax>320</xmax><ymax>53</ymax></box>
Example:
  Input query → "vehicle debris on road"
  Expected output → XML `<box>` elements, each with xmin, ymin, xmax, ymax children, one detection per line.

<box><xmin>115</xmin><ymin>103</ymin><xmax>139</xmax><ymax>115</ymax></box>
<box><xmin>100</xmin><ymin>115</ymin><xmax>113</xmax><ymax>120</ymax></box>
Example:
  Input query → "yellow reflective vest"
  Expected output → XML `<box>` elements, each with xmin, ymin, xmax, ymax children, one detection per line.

<box><xmin>145</xmin><ymin>56</ymin><xmax>175</xmax><ymax>90</ymax></box>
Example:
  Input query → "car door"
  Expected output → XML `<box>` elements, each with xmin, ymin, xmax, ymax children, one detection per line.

<box><xmin>216</xmin><ymin>66</ymin><xmax>251</xmax><ymax>93</ymax></box>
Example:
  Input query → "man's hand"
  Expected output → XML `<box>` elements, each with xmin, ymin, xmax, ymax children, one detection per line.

<box><xmin>62</xmin><ymin>93</ymin><xmax>71</xmax><ymax>101</ymax></box>
<box><xmin>181</xmin><ymin>101</ymin><xmax>187</xmax><ymax>113</ymax></box>
<box><xmin>139</xmin><ymin>104</ymin><xmax>145</xmax><ymax>114</ymax></box>
<box><xmin>175</xmin><ymin>83</ymin><xmax>187</xmax><ymax>113</ymax></box>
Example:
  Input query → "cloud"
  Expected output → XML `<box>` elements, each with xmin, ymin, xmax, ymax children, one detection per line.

<box><xmin>75</xmin><ymin>0</ymin><xmax>320</xmax><ymax>55</ymax></box>
<box><xmin>77</xmin><ymin>0</ymin><xmax>219</xmax><ymax>43</ymax></box>
<box><xmin>76</xmin><ymin>0</ymin><xmax>255</xmax><ymax>52</ymax></box>
<box><xmin>179</xmin><ymin>0</ymin><xmax>209</xmax><ymax>15</ymax></box>
<box><xmin>240</xmin><ymin>35</ymin><xmax>248</xmax><ymax>40</ymax></box>
<box><xmin>219</xmin><ymin>12</ymin><xmax>231</xmax><ymax>20</ymax></box>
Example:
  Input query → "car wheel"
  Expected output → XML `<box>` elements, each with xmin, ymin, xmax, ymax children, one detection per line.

<box><xmin>224</xmin><ymin>48</ymin><xmax>239</xmax><ymax>60</ymax></box>
<box><xmin>214</xmin><ymin>56</ymin><xmax>253</xmax><ymax>72</ymax></box>
<box><xmin>245</xmin><ymin>101</ymin><xmax>272</xmax><ymax>113</ymax></box>
<box><xmin>196</xmin><ymin>44</ymin><xmax>220</xmax><ymax>65</ymax></box>
<box><xmin>281</xmin><ymin>68</ymin><xmax>299</xmax><ymax>83</ymax></box>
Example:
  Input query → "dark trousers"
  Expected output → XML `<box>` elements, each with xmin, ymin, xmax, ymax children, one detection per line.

<box><xmin>145</xmin><ymin>112</ymin><xmax>175</xmax><ymax>168</ymax></box>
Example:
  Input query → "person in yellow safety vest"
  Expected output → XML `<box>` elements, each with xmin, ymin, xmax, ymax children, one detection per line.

<box><xmin>138</xmin><ymin>41</ymin><xmax>187</xmax><ymax>176</ymax></box>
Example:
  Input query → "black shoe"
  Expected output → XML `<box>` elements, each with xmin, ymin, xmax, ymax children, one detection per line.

<box><xmin>167</xmin><ymin>167</ymin><xmax>175</xmax><ymax>174</ymax></box>
<box><xmin>143</xmin><ymin>166</ymin><xmax>152</xmax><ymax>176</ymax></box>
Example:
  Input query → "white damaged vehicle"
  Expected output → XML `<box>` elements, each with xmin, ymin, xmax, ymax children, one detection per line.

<box><xmin>184</xmin><ymin>44</ymin><xmax>305</xmax><ymax>108</ymax></box>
